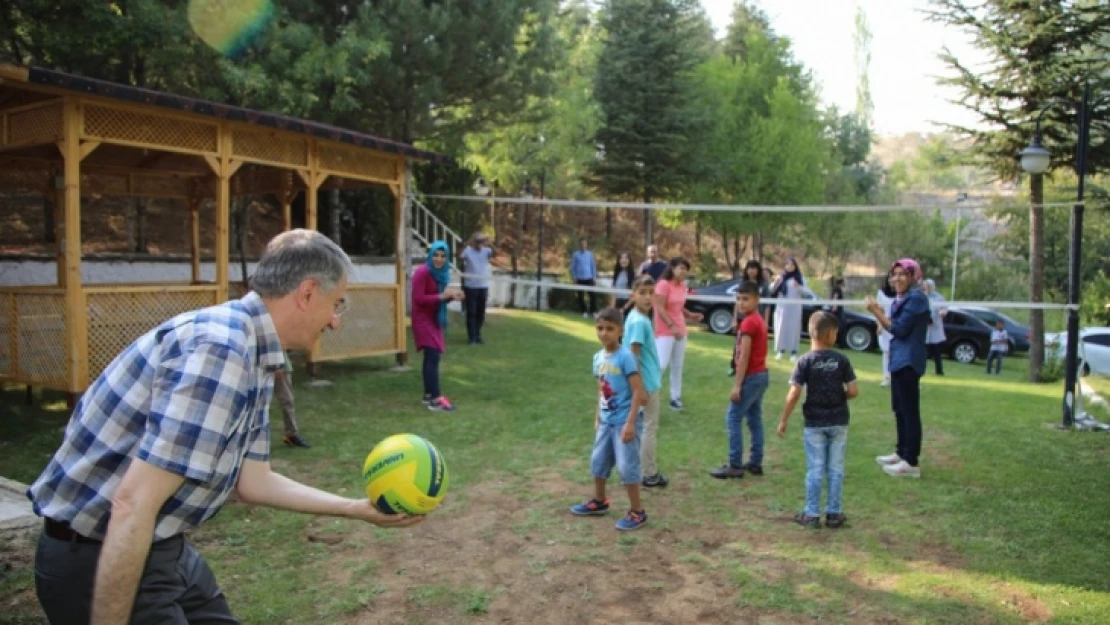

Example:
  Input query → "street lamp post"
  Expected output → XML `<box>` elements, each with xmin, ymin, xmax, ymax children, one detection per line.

<box><xmin>1019</xmin><ymin>83</ymin><xmax>1107</xmax><ymax>429</ymax></box>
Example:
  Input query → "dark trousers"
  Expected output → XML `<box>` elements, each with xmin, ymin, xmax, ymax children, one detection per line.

<box><xmin>575</xmin><ymin>279</ymin><xmax>598</xmax><ymax>314</ymax></box>
<box><xmin>890</xmin><ymin>367</ymin><xmax>923</xmax><ymax>467</ymax></box>
<box><xmin>927</xmin><ymin>343</ymin><xmax>945</xmax><ymax>375</ymax></box>
<box><xmin>35</xmin><ymin>529</ymin><xmax>237</xmax><ymax>624</ymax></box>
<box><xmin>422</xmin><ymin>348</ymin><xmax>442</xmax><ymax>399</ymax></box>
<box><xmin>986</xmin><ymin>350</ymin><xmax>1004</xmax><ymax>374</ymax></box>
<box><xmin>463</xmin><ymin>287</ymin><xmax>489</xmax><ymax>342</ymax></box>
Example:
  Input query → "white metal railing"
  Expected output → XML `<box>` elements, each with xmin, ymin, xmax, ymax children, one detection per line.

<box><xmin>410</xmin><ymin>198</ymin><xmax>464</xmax><ymax>274</ymax></box>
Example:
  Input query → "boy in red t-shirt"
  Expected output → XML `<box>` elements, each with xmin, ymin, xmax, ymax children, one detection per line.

<box><xmin>710</xmin><ymin>281</ymin><xmax>770</xmax><ymax>479</ymax></box>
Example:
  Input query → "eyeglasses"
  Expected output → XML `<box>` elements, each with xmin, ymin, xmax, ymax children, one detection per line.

<box><xmin>334</xmin><ymin>298</ymin><xmax>349</xmax><ymax>317</ymax></box>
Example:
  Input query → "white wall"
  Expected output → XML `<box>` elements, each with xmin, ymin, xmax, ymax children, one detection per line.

<box><xmin>0</xmin><ymin>258</ymin><xmax>400</xmax><ymax>287</ymax></box>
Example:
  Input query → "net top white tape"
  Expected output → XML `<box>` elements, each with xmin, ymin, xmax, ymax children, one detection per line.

<box><xmin>416</xmin><ymin>193</ymin><xmax>1080</xmax><ymax>214</ymax></box>
<box><xmin>452</xmin><ymin>271</ymin><xmax>1077</xmax><ymax>311</ymax></box>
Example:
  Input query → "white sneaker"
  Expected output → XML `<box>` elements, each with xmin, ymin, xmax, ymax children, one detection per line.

<box><xmin>875</xmin><ymin>452</ymin><xmax>901</xmax><ymax>466</ymax></box>
<box><xmin>789</xmin><ymin>354</ymin><xmax>798</xmax><ymax>363</ymax></box>
<box><xmin>880</xmin><ymin>377</ymin><xmax>890</xmax><ymax>387</ymax></box>
<box><xmin>582</xmin><ymin>312</ymin><xmax>589</xmax><ymax>318</ymax></box>
<box><xmin>883</xmin><ymin>460</ymin><xmax>920</xmax><ymax>478</ymax></box>
<box><xmin>775</xmin><ymin>352</ymin><xmax>784</xmax><ymax>361</ymax></box>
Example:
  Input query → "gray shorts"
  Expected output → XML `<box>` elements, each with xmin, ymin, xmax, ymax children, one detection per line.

<box><xmin>34</xmin><ymin>527</ymin><xmax>238</xmax><ymax>624</ymax></box>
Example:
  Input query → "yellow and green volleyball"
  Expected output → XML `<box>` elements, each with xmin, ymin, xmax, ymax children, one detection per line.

<box><xmin>187</xmin><ymin>0</ymin><xmax>275</xmax><ymax>58</ymax></box>
<box><xmin>362</xmin><ymin>434</ymin><xmax>449</xmax><ymax>515</ymax></box>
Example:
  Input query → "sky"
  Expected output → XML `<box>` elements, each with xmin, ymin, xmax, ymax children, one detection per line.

<box><xmin>702</xmin><ymin>0</ymin><xmax>989</xmax><ymax>136</ymax></box>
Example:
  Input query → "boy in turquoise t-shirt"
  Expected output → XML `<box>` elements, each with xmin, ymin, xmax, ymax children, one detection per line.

<box><xmin>624</xmin><ymin>275</ymin><xmax>666</xmax><ymax>488</ymax></box>
<box><xmin>571</xmin><ymin>307</ymin><xmax>649</xmax><ymax>531</ymax></box>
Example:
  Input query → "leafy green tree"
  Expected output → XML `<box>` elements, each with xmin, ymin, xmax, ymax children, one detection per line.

<box><xmin>928</xmin><ymin>0</ymin><xmax>1110</xmax><ymax>381</ymax></box>
<box><xmin>589</xmin><ymin>0</ymin><xmax>709</xmax><ymax>247</ymax></box>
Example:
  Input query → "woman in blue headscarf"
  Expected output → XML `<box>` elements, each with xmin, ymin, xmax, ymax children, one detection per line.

<box><xmin>411</xmin><ymin>241</ymin><xmax>464</xmax><ymax>411</ymax></box>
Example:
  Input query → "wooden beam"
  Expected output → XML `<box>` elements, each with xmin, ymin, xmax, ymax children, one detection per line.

<box><xmin>78</xmin><ymin>140</ymin><xmax>100</xmax><ymax>161</ymax></box>
<box><xmin>394</xmin><ymin>164</ymin><xmax>410</xmax><ymax>365</ymax></box>
<box><xmin>227</xmin><ymin>158</ymin><xmax>244</xmax><ymax>178</ymax></box>
<box><xmin>0</xmin><ymin>64</ymin><xmax>30</xmax><ymax>82</ymax></box>
<box><xmin>203</xmin><ymin>155</ymin><xmax>220</xmax><ymax>176</ymax></box>
<box><xmin>214</xmin><ymin>124</ymin><xmax>231</xmax><ymax>302</ymax></box>
<box><xmin>61</xmin><ymin>97</ymin><xmax>88</xmax><ymax>392</ymax></box>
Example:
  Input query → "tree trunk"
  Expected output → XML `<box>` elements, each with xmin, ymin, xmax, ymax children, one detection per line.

<box><xmin>329</xmin><ymin>189</ymin><xmax>342</xmax><ymax>244</ymax></box>
<box><xmin>135</xmin><ymin>198</ymin><xmax>148</xmax><ymax>253</ymax></box>
<box><xmin>605</xmin><ymin>207</ymin><xmax>612</xmax><ymax>242</ymax></box>
<box><xmin>43</xmin><ymin>194</ymin><xmax>55</xmax><ymax>243</ymax></box>
<box><xmin>755</xmin><ymin>231</ymin><xmax>764</xmax><ymax>262</ymax></box>
<box><xmin>694</xmin><ymin>218</ymin><xmax>701</xmax><ymax>252</ymax></box>
<box><xmin>510</xmin><ymin>204</ymin><xmax>525</xmax><ymax>308</ymax></box>
<box><xmin>1029</xmin><ymin>174</ymin><xmax>1045</xmax><ymax>383</ymax></box>
<box><xmin>721</xmin><ymin>227</ymin><xmax>733</xmax><ymax>274</ymax></box>
<box><xmin>643</xmin><ymin>192</ymin><xmax>653</xmax><ymax>250</ymax></box>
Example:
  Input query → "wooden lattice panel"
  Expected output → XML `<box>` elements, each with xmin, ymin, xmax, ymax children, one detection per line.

<box><xmin>0</xmin><ymin>291</ymin><xmax>68</xmax><ymax>388</ymax></box>
<box><xmin>317</xmin><ymin>142</ymin><xmax>399</xmax><ymax>183</ymax></box>
<box><xmin>232</xmin><ymin>128</ymin><xmax>309</xmax><ymax>167</ymax></box>
<box><xmin>84</xmin><ymin>104</ymin><xmax>219</xmax><ymax>154</ymax></box>
<box><xmin>82</xmin><ymin>172</ymin><xmax>129</xmax><ymax>196</ymax></box>
<box><xmin>86</xmin><ymin>288</ymin><xmax>219</xmax><ymax>380</ymax></box>
<box><xmin>6</xmin><ymin>102</ymin><xmax>63</xmax><ymax>147</ymax></box>
<box><xmin>316</xmin><ymin>285</ymin><xmax>400</xmax><ymax>358</ymax></box>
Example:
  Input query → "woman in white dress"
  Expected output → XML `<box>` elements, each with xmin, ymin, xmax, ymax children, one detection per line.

<box><xmin>922</xmin><ymin>279</ymin><xmax>947</xmax><ymax>375</ymax></box>
<box><xmin>876</xmin><ymin>276</ymin><xmax>896</xmax><ymax>386</ymax></box>
<box><xmin>771</xmin><ymin>257</ymin><xmax>812</xmax><ymax>362</ymax></box>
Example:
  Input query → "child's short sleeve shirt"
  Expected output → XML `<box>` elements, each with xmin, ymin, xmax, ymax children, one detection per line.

<box><xmin>592</xmin><ymin>347</ymin><xmax>640</xmax><ymax>426</ymax></box>
<box><xmin>790</xmin><ymin>349</ymin><xmax>856</xmax><ymax>427</ymax></box>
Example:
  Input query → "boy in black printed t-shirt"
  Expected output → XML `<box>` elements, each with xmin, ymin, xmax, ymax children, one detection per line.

<box><xmin>777</xmin><ymin>312</ymin><xmax>859</xmax><ymax>529</ymax></box>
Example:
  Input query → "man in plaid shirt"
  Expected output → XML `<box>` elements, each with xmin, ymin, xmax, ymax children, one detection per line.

<box><xmin>27</xmin><ymin>229</ymin><xmax>421</xmax><ymax>625</ymax></box>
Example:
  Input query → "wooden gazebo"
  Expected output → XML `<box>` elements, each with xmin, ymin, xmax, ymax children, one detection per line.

<box><xmin>0</xmin><ymin>63</ymin><xmax>446</xmax><ymax>397</ymax></box>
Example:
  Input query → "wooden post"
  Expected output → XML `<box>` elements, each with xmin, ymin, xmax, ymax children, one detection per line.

<box><xmin>206</xmin><ymin>125</ymin><xmax>242</xmax><ymax>303</ymax></box>
<box><xmin>281</xmin><ymin>171</ymin><xmax>295</xmax><ymax>231</ymax></box>
<box><xmin>298</xmin><ymin>142</ymin><xmax>327</xmax><ymax>375</ymax></box>
<box><xmin>189</xmin><ymin>197</ymin><xmax>201</xmax><ymax>284</ymax></box>
<box><xmin>60</xmin><ymin>97</ymin><xmax>88</xmax><ymax>395</ymax></box>
<box><xmin>394</xmin><ymin>163</ymin><xmax>411</xmax><ymax>367</ymax></box>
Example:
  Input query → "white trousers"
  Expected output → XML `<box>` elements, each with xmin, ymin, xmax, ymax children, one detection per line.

<box><xmin>655</xmin><ymin>335</ymin><xmax>686</xmax><ymax>402</ymax></box>
<box><xmin>881</xmin><ymin>348</ymin><xmax>890</xmax><ymax>377</ymax></box>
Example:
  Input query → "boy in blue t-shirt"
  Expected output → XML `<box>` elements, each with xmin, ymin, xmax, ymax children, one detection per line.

<box><xmin>571</xmin><ymin>307</ymin><xmax>649</xmax><ymax>531</ymax></box>
<box><xmin>624</xmin><ymin>275</ymin><xmax>667</xmax><ymax>488</ymax></box>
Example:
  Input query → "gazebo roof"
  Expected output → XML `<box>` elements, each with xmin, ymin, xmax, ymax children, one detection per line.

<box><xmin>2</xmin><ymin>62</ymin><xmax>450</xmax><ymax>165</ymax></box>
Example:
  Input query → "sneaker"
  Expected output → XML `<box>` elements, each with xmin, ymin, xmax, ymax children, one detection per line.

<box><xmin>709</xmin><ymin>464</ymin><xmax>745</xmax><ymax>479</ymax></box>
<box><xmin>283</xmin><ymin>434</ymin><xmax>311</xmax><ymax>449</ymax></box>
<box><xmin>825</xmin><ymin>513</ymin><xmax>848</xmax><ymax>529</ymax></box>
<box><xmin>669</xmin><ymin>399</ymin><xmax>684</xmax><ymax>411</ymax></box>
<box><xmin>615</xmin><ymin>509</ymin><xmax>648</xmax><ymax>531</ymax></box>
<box><xmin>744</xmin><ymin>463</ymin><xmax>763</xmax><ymax>476</ymax></box>
<box><xmin>570</xmin><ymin>498</ymin><xmax>611</xmax><ymax>516</ymax></box>
<box><xmin>775</xmin><ymin>352</ymin><xmax>784</xmax><ymax>361</ymax></box>
<box><xmin>726</xmin><ymin>368</ymin><xmax>736</xmax><ymax>377</ymax></box>
<box><xmin>882</xmin><ymin>460</ymin><xmax>921</xmax><ymax>478</ymax></box>
<box><xmin>476</xmin><ymin>337</ymin><xmax>485</xmax><ymax>344</ymax></box>
<box><xmin>793</xmin><ymin>513</ymin><xmax>821</xmax><ymax>529</ymax></box>
<box><xmin>428</xmin><ymin>396</ymin><xmax>457</xmax><ymax>412</ymax></box>
<box><xmin>642</xmin><ymin>473</ymin><xmax>669</xmax><ymax>488</ymax></box>
<box><xmin>789</xmin><ymin>354</ymin><xmax>798</xmax><ymax>363</ymax></box>
<box><xmin>875</xmin><ymin>452</ymin><xmax>901</xmax><ymax>466</ymax></box>
<box><xmin>880</xmin><ymin>377</ymin><xmax>890</xmax><ymax>387</ymax></box>
<box><xmin>421</xmin><ymin>395</ymin><xmax>433</xmax><ymax>407</ymax></box>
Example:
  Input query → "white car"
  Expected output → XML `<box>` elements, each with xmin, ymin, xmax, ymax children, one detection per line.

<box><xmin>1045</xmin><ymin>327</ymin><xmax>1110</xmax><ymax>376</ymax></box>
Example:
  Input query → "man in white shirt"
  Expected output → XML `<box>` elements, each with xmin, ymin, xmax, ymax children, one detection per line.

<box><xmin>459</xmin><ymin>232</ymin><xmax>495</xmax><ymax>344</ymax></box>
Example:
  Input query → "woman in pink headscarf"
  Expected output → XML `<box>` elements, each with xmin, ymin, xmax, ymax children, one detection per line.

<box><xmin>866</xmin><ymin>258</ymin><xmax>931</xmax><ymax>479</ymax></box>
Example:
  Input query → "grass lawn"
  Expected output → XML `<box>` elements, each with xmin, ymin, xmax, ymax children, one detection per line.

<box><xmin>2</xmin><ymin>309</ymin><xmax>1109</xmax><ymax>624</ymax></box>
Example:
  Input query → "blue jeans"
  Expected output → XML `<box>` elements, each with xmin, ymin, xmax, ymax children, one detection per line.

<box><xmin>590</xmin><ymin>421</ymin><xmax>643</xmax><ymax>485</ymax></box>
<box><xmin>726</xmin><ymin>371</ymin><xmax>770</xmax><ymax>468</ymax></box>
<box><xmin>986</xmin><ymin>350</ymin><xmax>1004</xmax><ymax>374</ymax></box>
<box><xmin>804</xmin><ymin>426</ymin><xmax>848</xmax><ymax>517</ymax></box>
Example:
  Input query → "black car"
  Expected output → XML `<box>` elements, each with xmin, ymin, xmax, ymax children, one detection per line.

<box><xmin>951</xmin><ymin>306</ymin><xmax>1031</xmax><ymax>354</ymax></box>
<box><xmin>686</xmin><ymin>279</ymin><xmax>880</xmax><ymax>352</ymax></box>
<box><xmin>937</xmin><ymin>309</ymin><xmax>995</xmax><ymax>364</ymax></box>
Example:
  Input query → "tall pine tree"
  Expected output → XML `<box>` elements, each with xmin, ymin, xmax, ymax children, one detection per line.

<box><xmin>928</xmin><ymin>0</ymin><xmax>1110</xmax><ymax>382</ymax></box>
<box><xmin>590</xmin><ymin>0</ymin><xmax>707</xmax><ymax>248</ymax></box>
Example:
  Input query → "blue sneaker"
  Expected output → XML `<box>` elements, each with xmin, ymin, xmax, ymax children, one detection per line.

<box><xmin>615</xmin><ymin>509</ymin><xmax>647</xmax><ymax>531</ymax></box>
<box><xmin>570</xmin><ymin>498</ymin><xmax>610</xmax><ymax>516</ymax></box>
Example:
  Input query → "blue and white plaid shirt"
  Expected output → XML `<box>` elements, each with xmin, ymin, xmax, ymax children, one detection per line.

<box><xmin>28</xmin><ymin>292</ymin><xmax>286</xmax><ymax>541</ymax></box>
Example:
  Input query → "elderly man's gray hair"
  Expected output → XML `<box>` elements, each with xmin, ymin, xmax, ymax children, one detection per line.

<box><xmin>250</xmin><ymin>229</ymin><xmax>355</xmax><ymax>298</ymax></box>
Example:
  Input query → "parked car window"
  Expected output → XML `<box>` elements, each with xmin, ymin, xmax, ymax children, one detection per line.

<box><xmin>1082</xmin><ymin>334</ymin><xmax>1110</xmax><ymax>347</ymax></box>
<box><xmin>946</xmin><ymin>312</ymin><xmax>966</xmax><ymax>326</ymax></box>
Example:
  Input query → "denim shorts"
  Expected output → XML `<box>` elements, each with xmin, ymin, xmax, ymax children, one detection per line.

<box><xmin>590</xmin><ymin>421</ymin><xmax>643</xmax><ymax>485</ymax></box>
